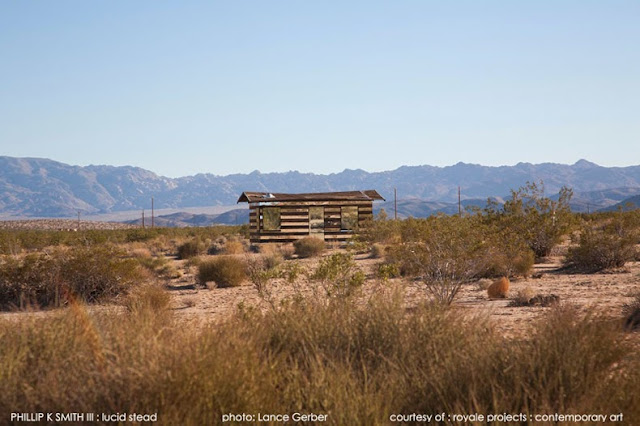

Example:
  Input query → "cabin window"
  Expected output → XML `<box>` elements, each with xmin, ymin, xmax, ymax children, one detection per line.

<box><xmin>262</xmin><ymin>207</ymin><xmax>281</xmax><ymax>231</ymax></box>
<box><xmin>341</xmin><ymin>206</ymin><xmax>358</xmax><ymax>230</ymax></box>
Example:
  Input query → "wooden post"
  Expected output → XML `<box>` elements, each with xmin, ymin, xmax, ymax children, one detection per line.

<box><xmin>151</xmin><ymin>197</ymin><xmax>154</xmax><ymax>228</ymax></box>
<box><xmin>142</xmin><ymin>210</ymin><xmax>145</xmax><ymax>229</ymax></box>
<box><xmin>458</xmin><ymin>186</ymin><xmax>461</xmax><ymax>216</ymax></box>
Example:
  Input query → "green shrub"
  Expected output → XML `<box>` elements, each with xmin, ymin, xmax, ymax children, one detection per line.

<box><xmin>262</xmin><ymin>252</ymin><xmax>284</xmax><ymax>270</ymax></box>
<box><xmin>0</xmin><ymin>245</ymin><xmax>145</xmax><ymax>310</ymax></box>
<box><xmin>564</xmin><ymin>224</ymin><xmax>637</xmax><ymax>272</ymax></box>
<box><xmin>385</xmin><ymin>215</ymin><xmax>488</xmax><ymax>305</ymax></box>
<box><xmin>207</xmin><ymin>236</ymin><xmax>227</xmax><ymax>255</ymax></box>
<box><xmin>177</xmin><ymin>238</ymin><xmax>206</xmax><ymax>260</ymax></box>
<box><xmin>370</xmin><ymin>243</ymin><xmax>385</xmax><ymax>259</ymax></box>
<box><xmin>136</xmin><ymin>255</ymin><xmax>180</xmax><ymax>279</ymax></box>
<box><xmin>311</xmin><ymin>253</ymin><xmax>365</xmax><ymax>298</ymax></box>
<box><xmin>481</xmin><ymin>229</ymin><xmax>535</xmax><ymax>278</ymax></box>
<box><xmin>376</xmin><ymin>263</ymin><xmax>400</xmax><ymax>281</ymax></box>
<box><xmin>293</xmin><ymin>237</ymin><xmax>325</xmax><ymax>258</ymax></box>
<box><xmin>198</xmin><ymin>256</ymin><xmax>247</xmax><ymax>288</ymax></box>
<box><xmin>280</xmin><ymin>261</ymin><xmax>304</xmax><ymax>284</ymax></box>
<box><xmin>485</xmin><ymin>181</ymin><xmax>575</xmax><ymax>259</ymax></box>
<box><xmin>246</xmin><ymin>256</ymin><xmax>281</xmax><ymax>297</ymax></box>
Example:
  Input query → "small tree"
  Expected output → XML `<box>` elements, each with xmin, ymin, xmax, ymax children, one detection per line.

<box><xmin>391</xmin><ymin>215</ymin><xmax>488</xmax><ymax>305</ymax></box>
<box><xmin>490</xmin><ymin>181</ymin><xmax>574</xmax><ymax>259</ymax></box>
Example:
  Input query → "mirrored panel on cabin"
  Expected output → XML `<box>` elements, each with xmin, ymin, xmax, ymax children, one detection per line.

<box><xmin>340</xmin><ymin>206</ymin><xmax>358</xmax><ymax>231</ymax></box>
<box><xmin>309</xmin><ymin>206</ymin><xmax>325</xmax><ymax>238</ymax></box>
<box><xmin>261</xmin><ymin>207</ymin><xmax>281</xmax><ymax>231</ymax></box>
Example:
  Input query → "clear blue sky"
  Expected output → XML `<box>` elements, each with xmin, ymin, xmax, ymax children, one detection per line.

<box><xmin>1</xmin><ymin>1</ymin><xmax>638</xmax><ymax>178</ymax></box>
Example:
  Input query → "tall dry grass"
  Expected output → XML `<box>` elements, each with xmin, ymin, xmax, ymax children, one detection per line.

<box><xmin>1</xmin><ymin>287</ymin><xmax>638</xmax><ymax>425</ymax></box>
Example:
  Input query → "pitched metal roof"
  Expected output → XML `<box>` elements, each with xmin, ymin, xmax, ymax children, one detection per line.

<box><xmin>237</xmin><ymin>190</ymin><xmax>385</xmax><ymax>203</ymax></box>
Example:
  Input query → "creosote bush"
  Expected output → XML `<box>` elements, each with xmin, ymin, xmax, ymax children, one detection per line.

<box><xmin>0</xmin><ymin>245</ymin><xmax>146</xmax><ymax>309</ymax></box>
<box><xmin>197</xmin><ymin>256</ymin><xmax>247</xmax><ymax>288</ymax></box>
<box><xmin>293</xmin><ymin>237</ymin><xmax>325</xmax><ymax>258</ymax></box>
<box><xmin>377</xmin><ymin>263</ymin><xmax>400</xmax><ymax>281</ymax></box>
<box><xmin>311</xmin><ymin>252</ymin><xmax>365</xmax><ymax>298</ymax></box>
<box><xmin>177</xmin><ymin>238</ymin><xmax>206</xmax><ymax>260</ymax></box>
<box><xmin>223</xmin><ymin>240</ymin><xmax>246</xmax><ymax>255</ymax></box>
<box><xmin>379</xmin><ymin>214</ymin><xmax>535</xmax><ymax>283</ymax></box>
<box><xmin>485</xmin><ymin>181</ymin><xmax>575</xmax><ymax>259</ymax></box>
<box><xmin>564</xmin><ymin>215</ymin><xmax>638</xmax><ymax>272</ymax></box>
<box><xmin>385</xmin><ymin>215</ymin><xmax>489</xmax><ymax>305</ymax></box>
<box><xmin>370</xmin><ymin>243</ymin><xmax>385</xmax><ymax>259</ymax></box>
<box><xmin>135</xmin><ymin>255</ymin><xmax>180</xmax><ymax>279</ymax></box>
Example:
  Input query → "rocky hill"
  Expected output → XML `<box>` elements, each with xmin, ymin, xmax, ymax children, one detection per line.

<box><xmin>124</xmin><ymin>209</ymin><xmax>248</xmax><ymax>228</ymax></box>
<box><xmin>1</xmin><ymin>156</ymin><xmax>640</xmax><ymax>218</ymax></box>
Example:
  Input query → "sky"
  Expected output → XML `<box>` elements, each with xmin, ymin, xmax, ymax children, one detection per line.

<box><xmin>1</xmin><ymin>1</ymin><xmax>639</xmax><ymax>178</ymax></box>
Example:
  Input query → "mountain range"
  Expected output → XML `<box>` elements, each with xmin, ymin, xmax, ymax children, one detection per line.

<box><xmin>1</xmin><ymin>156</ymin><xmax>640</xmax><ymax>222</ymax></box>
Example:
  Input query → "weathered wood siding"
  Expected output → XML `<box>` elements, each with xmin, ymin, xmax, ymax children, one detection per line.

<box><xmin>248</xmin><ymin>200</ymin><xmax>374</xmax><ymax>243</ymax></box>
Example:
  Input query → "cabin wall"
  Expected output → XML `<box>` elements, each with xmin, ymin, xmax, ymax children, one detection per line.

<box><xmin>248</xmin><ymin>200</ymin><xmax>374</xmax><ymax>243</ymax></box>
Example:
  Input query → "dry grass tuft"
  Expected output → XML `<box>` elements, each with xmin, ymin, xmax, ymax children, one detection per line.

<box><xmin>198</xmin><ymin>256</ymin><xmax>247</xmax><ymax>288</ymax></box>
<box><xmin>293</xmin><ymin>237</ymin><xmax>325</xmax><ymax>258</ymax></box>
<box><xmin>0</xmin><ymin>290</ymin><xmax>638</xmax><ymax>423</ymax></box>
<box><xmin>487</xmin><ymin>277</ymin><xmax>510</xmax><ymax>299</ymax></box>
<box><xmin>623</xmin><ymin>292</ymin><xmax>640</xmax><ymax>331</ymax></box>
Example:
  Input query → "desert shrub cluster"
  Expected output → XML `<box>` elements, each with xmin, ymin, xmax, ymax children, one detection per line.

<box><xmin>0</xmin><ymin>290</ymin><xmax>638</xmax><ymax>424</ymax></box>
<box><xmin>293</xmin><ymin>236</ymin><xmax>325</xmax><ymax>258</ymax></box>
<box><xmin>0</xmin><ymin>225</ymin><xmax>246</xmax><ymax>255</ymax></box>
<box><xmin>197</xmin><ymin>256</ymin><xmax>248</xmax><ymax>288</ymax></box>
<box><xmin>310</xmin><ymin>252</ymin><xmax>365</xmax><ymax>298</ymax></box>
<box><xmin>176</xmin><ymin>238</ymin><xmax>207</xmax><ymax>259</ymax></box>
<box><xmin>364</xmin><ymin>183</ymin><xmax>640</xmax><ymax>284</ymax></box>
<box><xmin>565</xmin><ymin>211</ymin><xmax>639</xmax><ymax>272</ymax></box>
<box><xmin>0</xmin><ymin>245</ymin><xmax>146</xmax><ymax>309</ymax></box>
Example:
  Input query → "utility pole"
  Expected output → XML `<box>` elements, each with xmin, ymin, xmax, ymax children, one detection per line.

<box><xmin>394</xmin><ymin>188</ymin><xmax>398</xmax><ymax>220</ymax></box>
<box><xmin>77</xmin><ymin>210</ymin><xmax>81</xmax><ymax>230</ymax></box>
<box><xmin>151</xmin><ymin>197</ymin><xmax>155</xmax><ymax>228</ymax></box>
<box><xmin>142</xmin><ymin>210</ymin><xmax>145</xmax><ymax>229</ymax></box>
<box><xmin>458</xmin><ymin>186</ymin><xmax>461</xmax><ymax>216</ymax></box>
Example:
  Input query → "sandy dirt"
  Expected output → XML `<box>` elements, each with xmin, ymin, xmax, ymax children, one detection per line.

<box><xmin>2</xmin><ymin>245</ymin><xmax>637</xmax><ymax>343</ymax></box>
<box><xmin>166</xmin><ymin>249</ymin><xmax>640</xmax><ymax>341</ymax></box>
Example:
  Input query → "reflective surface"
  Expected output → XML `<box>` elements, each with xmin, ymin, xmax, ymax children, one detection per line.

<box><xmin>341</xmin><ymin>206</ymin><xmax>358</xmax><ymax>230</ymax></box>
<box><xmin>262</xmin><ymin>207</ymin><xmax>281</xmax><ymax>230</ymax></box>
<box><xmin>309</xmin><ymin>206</ymin><xmax>324</xmax><ymax>237</ymax></box>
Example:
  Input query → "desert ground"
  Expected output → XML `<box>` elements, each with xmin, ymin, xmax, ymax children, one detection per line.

<box><xmin>0</xmin><ymin>222</ymin><xmax>637</xmax><ymax>345</ymax></box>
<box><xmin>165</xmin><ymin>247</ymin><xmax>640</xmax><ymax>341</ymax></box>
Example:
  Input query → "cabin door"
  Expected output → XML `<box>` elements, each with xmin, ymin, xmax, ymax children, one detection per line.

<box><xmin>309</xmin><ymin>207</ymin><xmax>325</xmax><ymax>240</ymax></box>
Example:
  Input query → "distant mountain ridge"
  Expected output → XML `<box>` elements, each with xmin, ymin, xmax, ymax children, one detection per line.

<box><xmin>1</xmin><ymin>156</ymin><xmax>640</xmax><ymax>218</ymax></box>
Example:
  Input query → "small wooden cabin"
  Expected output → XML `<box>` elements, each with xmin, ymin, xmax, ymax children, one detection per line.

<box><xmin>237</xmin><ymin>190</ymin><xmax>385</xmax><ymax>243</ymax></box>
